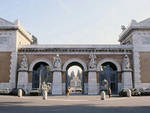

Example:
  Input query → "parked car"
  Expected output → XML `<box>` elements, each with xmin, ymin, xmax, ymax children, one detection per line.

<box><xmin>141</xmin><ymin>88</ymin><xmax>150</xmax><ymax>96</ymax></box>
<box><xmin>119</xmin><ymin>88</ymin><xmax>127</xmax><ymax>97</ymax></box>
<box><xmin>130</xmin><ymin>88</ymin><xmax>141</xmax><ymax>96</ymax></box>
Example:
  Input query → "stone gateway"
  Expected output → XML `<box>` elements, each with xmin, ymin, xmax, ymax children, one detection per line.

<box><xmin>0</xmin><ymin>17</ymin><xmax>150</xmax><ymax>95</ymax></box>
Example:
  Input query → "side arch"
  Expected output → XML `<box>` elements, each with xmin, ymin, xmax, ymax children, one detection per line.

<box><xmin>29</xmin><ymin>58</ymin><xmax>53</xmax><ymax>71</ymax></box>
<box><xmin>62</xmin><ymin>58</ymin><xmax>87</xmax><ymax>71</ymax></box>
<box><xmin>97</xmin><ymin>58</ymin><xmax>121</xmax><ymax>72</ymax></box>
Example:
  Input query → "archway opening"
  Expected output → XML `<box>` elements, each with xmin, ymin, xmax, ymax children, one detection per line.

<box><xmin>32</xmin><ymin>62</ymin><xmax>52</xmax><ymax>90</ymax></box>
<box><xmin>66</xmin><ymin>62</ymin><xmax>84</xmax><ymax>95</ymax></box>
<box><xmin>100</xmin><ymin>62</ymin><xmax>118</xmax><ymax>94</ymax></box>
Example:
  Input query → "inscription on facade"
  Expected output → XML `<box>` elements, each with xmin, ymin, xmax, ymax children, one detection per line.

<box><xmin>142</xmin><ymin>37</ymin><xmax>150</xmax><ymax>44</ymax></box>
<box><xmin>0</xmin><ymin>37</ymin><xmax>8</xmax><ymax>45</ymax></box>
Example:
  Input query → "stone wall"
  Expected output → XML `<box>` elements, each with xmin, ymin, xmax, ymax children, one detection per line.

<box><xmin>28</xmin><ymin>72</ymin><xmax>32</xmax><ymax>83</ymax></box>
<box><xmin>139</xmin><ymin>52</ymin><xmax>150</xmax><ymax>83</ymax></box>
<box><xmin>0</xmin><ymin>30</ymin><xmax>17</xmax><ymax>52</ymax></box>
<box><xmin>0</xmin><ymin>52</ymin><xmax>11</xmax><ymax>82</ymax></box>
<box><xmin>18</xmin><ymin>54</ymin><xmax>127</xmax><ymax>67</ymax></box>
<box><xmin>18</xmin><ymin>53</ymin><xmax>129</xmax><ymax>84</ymax></box>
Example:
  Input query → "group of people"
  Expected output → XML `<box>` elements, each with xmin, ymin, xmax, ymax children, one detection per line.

<box><xmin>66</xmin><ymin>87</ymin><xmax>112</xmax><ymax>98</ymax></box>
<box><xmin>41</xmin><ymin>81</ymin><xmax>112</xmax><ymax>97</ymax></box>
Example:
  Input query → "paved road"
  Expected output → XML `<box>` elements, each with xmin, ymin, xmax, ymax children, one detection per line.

<box><xmin>0</xmin><ymin>95</ymin><xmax>150</xmax><ymax>113</ymax></box>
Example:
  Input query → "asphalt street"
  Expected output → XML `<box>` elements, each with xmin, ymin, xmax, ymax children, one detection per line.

<box><xmin>0</xmin><ymin>95</ymin><xmax>150</xmax><ymax>113</ymax></box>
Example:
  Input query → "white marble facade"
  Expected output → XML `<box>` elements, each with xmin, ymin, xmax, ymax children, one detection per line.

<box><xmin>1</xmin><ymin>17</ymin><xmax>150</xmax><ymax>95</ymax></box>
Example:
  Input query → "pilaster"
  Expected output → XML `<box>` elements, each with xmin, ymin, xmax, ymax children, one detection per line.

<box><xmin>9</xmin><ymin>52</ymin><xmax>18</xmax><ymax>89</ymax></box>
<box><xmin>122</xmin><ymin>69</ymin><xmax>133</xmax><ymax>88</ymax></box>
<box><xmin>52</xmin><ymin>70</ymin><xmax>63</xmax><ymax>95</ymax></box>
<box><xmin>88</xmin><ymin>70</ymin><xmax>98</xmax><ymax>95</ymax></box>
<box><xmin>17</xmin><ymin>71</ymin><xmax>29</xmax><ymax>94</ymax></box>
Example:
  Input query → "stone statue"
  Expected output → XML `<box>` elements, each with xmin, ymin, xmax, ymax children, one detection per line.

<box><xmin>19</xmin><ymin>55</ymin><xmax>28</xmax><ymax>71</ymax></box>
<box><xmin>53</xmin><ymin>54</ymin><xmax>61</xmax><ymax>70</ymax></box>
<box><xmin>42</xmin><ymin>82</ymin><xmax>48</xmax><ymax>92</ymax></box>
<box><xmin>122</xmin><ymin>55</ymin><xmax>130</xmax><ymax>70</ymax></box>
<box><xmin>121</xmin><ymin>25</ymin><xmax>126</xmax><ymax>31</ymax></box>
<box><xmin>89</xmin><ymin>54</ymin><xmax>97</xmax><ymax>70</ymax></box>
<box><xmin>101</xmin><ymin>79</ymin><xmax>108</xmax><ymax>90</ymax></box>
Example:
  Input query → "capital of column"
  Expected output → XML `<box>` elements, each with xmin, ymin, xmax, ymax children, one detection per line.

<box><xmin>122</xmin><ymin>68</ymin><xmax>132</xmax><ymax>72</ymax></box>
<box><xmin>18</xmin><ymin>68</ymin><xmax>28</xmax><ymax>72</ymax></box>
<box><xmin>88</xmin><ymin>68</ymin><xmax>97</xmax><ymax>72</ymax></box>
<box><xmin>52</xmin><ymin>68</ymin><xmax>62</xmax><ymax>72</ymax></box>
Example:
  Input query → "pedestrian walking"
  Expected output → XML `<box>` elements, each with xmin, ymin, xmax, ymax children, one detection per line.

<box><xmin>108</xmin><ymin>88</ymin><xmax>111</xmax><ymax>98</ymax></box>
<box><xmin>66</xmin><ymin>87</ymin><xmax>70</xmax><ymax>96</ymax></box>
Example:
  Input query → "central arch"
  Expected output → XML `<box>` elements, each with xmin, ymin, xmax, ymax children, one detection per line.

<box><xmin>63</xmin><ymin>58</ymin><xmax>87</xmax><ymax>71</ymax></box>
<box><xmin>63</xmin><ymin>58</ymin><xmax>87</xmax><ymax>95</ymax></box>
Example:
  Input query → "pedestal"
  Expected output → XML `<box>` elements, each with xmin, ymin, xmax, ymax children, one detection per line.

<box><xmin>52</xmin><ymin>71</ymin><xmax>62</xmax><ymax>95</ymax></box>
<box><xmin>43</xmin><ymin>90</ymin><xmax>47</xmax><ymax>100</ymax></box>
<box><xmin>18</xmin><ymin>89</ymin><xmax>22</xmax><ymax>97</ymax></box>
<box><xmin>122</xmin><ymin>70</ymin><xmax>133</xmax><ymax>88</ymax></box>
<box><xmin>88</xmin><ymin>71</ymin><xmax>97</xmax><ymax>95</ymax></box>
<box><xmin>101</xmin><ymin>91</ymin><xmax>106</xmax><ymax>100</ymax></box>
<box><xmin>17</xmin><ymin>71</ymin><xmax>28</xmax><ymax>93</ymax></box>
<box><xmin>126</xmin><ymin>89</ymin><xmax>132</xmax><ymax>97</ymax></box>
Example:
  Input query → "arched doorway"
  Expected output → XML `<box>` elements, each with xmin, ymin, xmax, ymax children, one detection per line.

<box><xmin>99</xmin><ymin>62</ymin><xmax>118</xmax><ymax>94</ymax></box>
<box><xmin>66</xmin><ymin>62</ymin><xmax>84</xmax><ymax>95</ymax></box>
<box><xmin>32</xmin><ymin>62</ymin><xmax>52</xmax><ymax>90</ymax></box>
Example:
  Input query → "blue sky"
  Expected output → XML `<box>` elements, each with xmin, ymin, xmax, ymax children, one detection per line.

<box><xmin>0</xmin><ymin>0</ymin><xmax>150</xmax><ymax>44</ymax></box>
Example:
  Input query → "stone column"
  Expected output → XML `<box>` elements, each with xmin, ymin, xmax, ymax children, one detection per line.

<box><xmin>52</xmin><ymin>54</ymin><xmax>63</xmax><ymax>95</ymax></box>
<box><xmin>9</xmin><ymin>52</ymin><xmax>18</xmax><ymax>89</ymax></box>
<box><xmin>88</xmin><ymin>71</ymin><xmax>98</xmax><ymax>94</ymax></box>
<box><xmin>121</xmin><ymin>55</ymin><xmax>133</xmax><ymax>88</ymax></box>
<box><xmin>17</xmin><ymin>71</ymin><xmax>28</xmax><ymax>90</ymax></box>
<box><xmin>52</xmin><ymin>71</ymin><xmax>62</xmax><ymax>95</ymax></box>
<box><xmin>17</xmin><ymin>55</ymin><xmax>28</xmax><ymax>94</ymax></box>
<box><xmin>122</xmin><ymin>69</ymin><xmax>133</xmax><ymax>88</ymax></box>
<box><xmin>88</xmin><ymin>54</ymin><xmax>98</xmax><ymax>95</ymax></box>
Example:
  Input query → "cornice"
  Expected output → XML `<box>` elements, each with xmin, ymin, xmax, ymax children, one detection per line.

<box><xmin>119</xmin><ymin>18</ymin><xmax>150</xmax><ymax>42</ymax></box>
<box><xmin>0</xmin><ymin>25</ymin><xmax>18</xmax><ymax>30</ymax></box>
<box><xmin>0</xmin><ymin>18</ymin><xmax>33</xmax><ymax>43</ymax></box>
<box><xmin>17</xmin><ymin>25</ymin><xmax>33</xmax><ymax>43</ymax></box>
<box><xmin>119</xmin><ymin>26</ymin><xmax>150</xmax><ymax>42</ymax></box>
<box><xmin>18</xmin><ymin>44</ymin><xmax>132</xmax><ymax>54</ymax></box>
